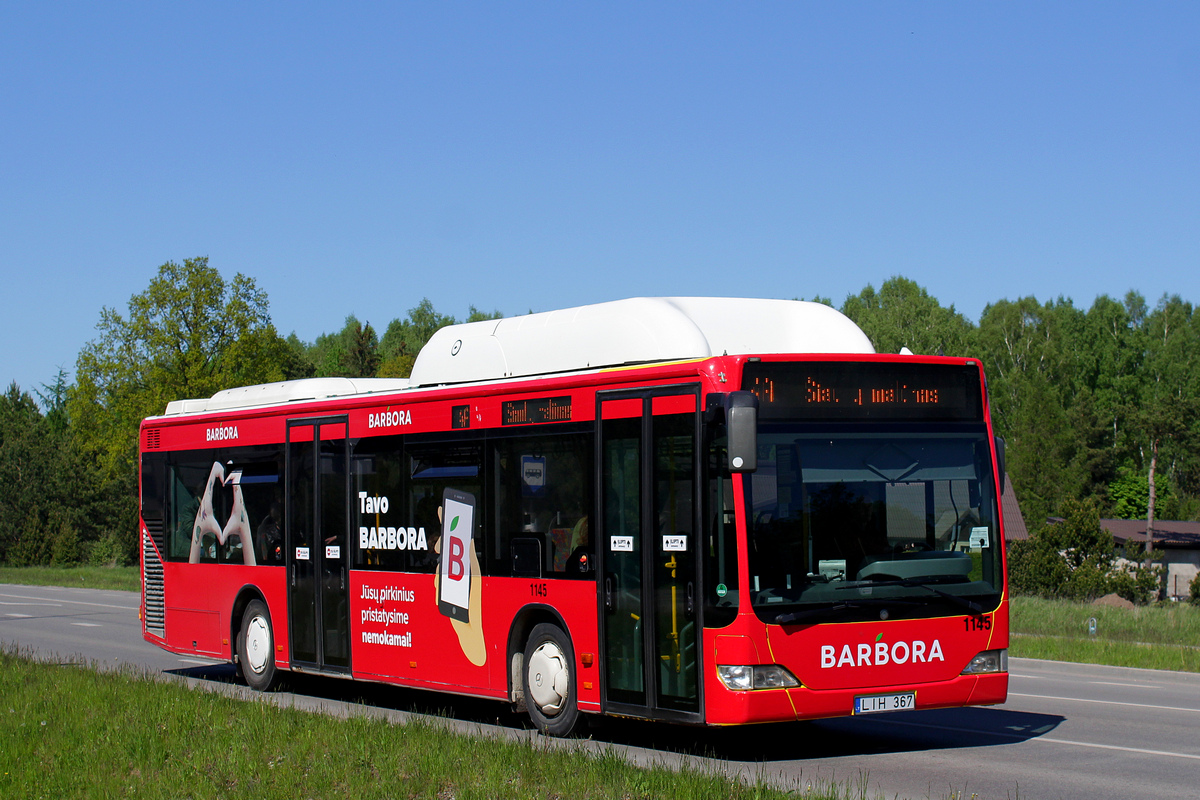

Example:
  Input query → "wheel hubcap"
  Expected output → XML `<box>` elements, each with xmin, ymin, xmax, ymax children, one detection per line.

<box><xmin>527</xmin><ymin>641</ymin><xmax>569</xmax><ymax>715</ymax></box>
<box><xmin>245</xmin><ymin>616</ymin><xmax>271</xmax><ymax>674</ymax></box>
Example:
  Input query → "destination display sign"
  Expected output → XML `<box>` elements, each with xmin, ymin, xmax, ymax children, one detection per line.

<box><xmin>501</xmin><ymin>396</ymin><xmax>573</xmax><ymax>426</ymax></box>
<box><xmin>743</xmin><ymin>362</ymin><xmax>983</xmax><ymax>421</ymax></box>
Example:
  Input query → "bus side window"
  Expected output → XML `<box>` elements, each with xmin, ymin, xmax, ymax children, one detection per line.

<box><xmin>166</xmin><ymin>448</ymin><xmax>283</xmax><ymax>565</ymax></box>
<box><xmin>352</xmin><ymin>436</ymin><xmax>410</xmax><ymax>572</ymax></box>
<box><xmin>490</xmin><ymin>430</ymin><xmax>593</xmax><ymax>580</ymax></box>
<box><xmin>167</xmin><ymin>458</ymin><xmax>211</xmax><ymax>561</ymax></box>
<box><xmin>407</xmin><ymin>441</ymin><xmax>483</xmax><ymax>575</ymax></box>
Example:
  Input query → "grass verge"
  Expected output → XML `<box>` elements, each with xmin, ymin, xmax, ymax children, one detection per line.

<box><xmin>0</xmin><ymin>565</ymin><xmax>140</xmax><ymax>592</ymax></box>
<box><xmin>1009</xmin><ymin>595</ymin><xmax>1200</xmax><ymax>672</ymax></box>
<box><xmin>0</xmin><ymin>648</ymin><xmax>870</xmax><ymax>800</ymax></box>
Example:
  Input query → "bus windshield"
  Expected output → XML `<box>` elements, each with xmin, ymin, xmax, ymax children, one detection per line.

<box><xmin>744</xmin><ymin>422</ymin><xmax>1003</xmax><ymax>624</ymax></box>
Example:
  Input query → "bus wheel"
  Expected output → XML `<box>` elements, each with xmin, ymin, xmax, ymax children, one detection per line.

<box><xmin>522</xmin><ymin>623</ymin><xmax>579</xmax><ymax>736</ymax></box>
<box><xmin>238</xmin><ymin>600</ymin><xmax>277</xmax><ymax>691</ymax></box>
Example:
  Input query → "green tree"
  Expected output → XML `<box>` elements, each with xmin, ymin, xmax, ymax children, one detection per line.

<box><xmin>69</xmin><ymin>257</ymin><xmax>290</xmax><ymax>562</ymax></box>
<box><xmin>974</xmin><ymin>297</ymin><xmax>1084</xmax><ymax>523</ymax></box>
<box><xmin>1130</xmin><ymin>296</ymin><xmax>1200</xmax><ymax>566</ymax></box>
<box><xmin>1054</xmin><ymin>293</ymin><xmax>1155</xmax><ymax>517</ymax></box>
<box><xmin>1007</xmin><ymin>497</ymin><xmax>1163</xmax><ymax>603</ymax></box>
<box><xmin>280</xmin><ymin>332</ymin><xmax>317</xmax><ymax>380</ymax></box>
<box><xmin>1001</xmin><ymin>379</ymin><xmax>1073</xmax><ymax>526</ymax></box>
<box><xmin>0</xmin><ymin>383</ymin><xmax>51</xmax><ymax>564</ymax></box>
<box><xmin>797</xmin><ymin>295</ymin><xmax>834</xmax><ymax>307</ymax></box>
<box><xmin>308</xmin><ymin>315</ymin><xmax>378</xmax><ymax>378</ymax></box>
<box><xmin>1007</xmin><ymin>498</ymin><xmax>1114</xmax><ymax>601</ymax></box>
<box><xmin>1078</xmin><ymin>294</ymin><xmax>1142</xmax><ymax>455</ymax></box>
<box><xmin>377</xmin><ymin>300</ymin><xmax>501</xmax><ymax>378</ymax></box>
<box><xmin>1108</xmin><ymin>467</ymin><xmax>1153</xmax><ymax>519</ymax></box>
<box><xmin>1005</xmin><ymin>532</ymin><xmax>1070</xmax><ymax>598</ymax></box>
<box><xmin>840</xmin><ymin>277</ymin><xmax>975</xmax><ymax>357</ymax></box>
<box><xmin>1107</xmin><ymin>544</ymin><xmax>1166</xmax><ymax>606</ymax></box>
<box><xmin>0</xmin><ymin>382</ymin><xmax>100</xmax><ymax>565</ymax></box>
<box><xmin>465</xmin><ymin>304</ymin><xmax>503</xmax><ymax>324</ymax></box>
<box><xmin>1062</xmin><ymin>387</ymin><xmax>1119</xmax><ymax>508</ymax></box>
<box><xmin>35</xmin><ymin>368</ymin><xmax>70</xmax><ymax>436</ymax></box>
<box><xmin>344</xmin><ymin>320</ymin><xmax>381</xmax><ymax>378</ymax></box>
<box><xmin>308</xmin><ymin>316</ymin><xmax>382</xmax><ymax>379</ymax></box>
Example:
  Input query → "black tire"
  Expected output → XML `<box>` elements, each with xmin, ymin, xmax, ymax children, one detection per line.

<box><xmin>522</xmin><ymin>622</ymin><xmax>579</xmax><ymax>736</ymax></box>
<box><xmin>238</xmin><ymin>599</ymin><xmax>277</xmax><ymax>691</ymax></box>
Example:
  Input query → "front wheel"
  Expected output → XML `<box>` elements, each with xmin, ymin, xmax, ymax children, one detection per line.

<box><xmin>238</xmin><ymin>599</ymin><xmax>277</xmax><ymax>691</ymax></box>
<box><xmin>522</xmin><ymin>622</ymin><xmax>579</xmax><ymax>736</ymax></box>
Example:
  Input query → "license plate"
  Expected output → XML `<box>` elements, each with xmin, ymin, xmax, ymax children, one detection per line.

<box><xmin>854</xmin><ymin>692</ymin><xmax>916</xmax><ymax>714</ymax></box>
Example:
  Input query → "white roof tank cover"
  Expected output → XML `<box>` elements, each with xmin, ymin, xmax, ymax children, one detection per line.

<box><xmin>408</xmin><ymin>296</ymin><xmax>874</xmax><ymax>386</ymax></box>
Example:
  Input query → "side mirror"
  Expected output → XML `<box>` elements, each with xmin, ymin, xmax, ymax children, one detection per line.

<box><xmin>726</xmin><ymin>391</ymin><xmax>758</xmax><ymax>473</ymax></box>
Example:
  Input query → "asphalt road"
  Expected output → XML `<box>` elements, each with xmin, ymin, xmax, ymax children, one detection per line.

<box><xmin>4</xmin><ymin>583</ymin><xmax>1198</xmax><ymax>800</ymax></box>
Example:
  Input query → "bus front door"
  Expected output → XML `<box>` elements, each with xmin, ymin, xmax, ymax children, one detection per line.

<box><xmin>286</xmin><ymin>417</ymin><xmax>351</xmax><ymax>674</ymax></box>
<box><xmin>598</xmin><ymin>389</ymin><xmax>702</xmax><ymax>722</ymax></box>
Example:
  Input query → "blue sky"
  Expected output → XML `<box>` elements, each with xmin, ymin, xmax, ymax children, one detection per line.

<box><xmin>3</xmin><ymin>3</ymin><xmax>1198</xmax><ymax>398</ymax></box>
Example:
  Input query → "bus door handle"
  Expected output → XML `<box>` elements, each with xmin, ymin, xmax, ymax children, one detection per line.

<box><xmin>686</xmin><ymin>581</ymin><xmax>695</xmax><ymax>619</ymax></box>
<box><xmin>290</xmin><ymin>563</ymin><xmax>296</xmax><ymax>587</ymax></box>
<box><xmin>604</xmin><ymin>575</ymin><xmax>614</xmax><ymax>611</ymax></box>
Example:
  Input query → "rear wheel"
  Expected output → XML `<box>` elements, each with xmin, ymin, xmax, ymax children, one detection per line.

<box><xmin>238</xmin><ymin>599</ymin><xmax>277</xmax><ymax>691</ymax></box>
<box><xmin>522</xmin><ymin>622</ymin><xmax>579</xmax><ymax>736</ymax></box>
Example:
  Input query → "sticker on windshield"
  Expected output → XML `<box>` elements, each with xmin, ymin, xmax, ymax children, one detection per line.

<box><xmin>969</xmin><ymin>527</ymin><xmax>990</xmax><ymax>550</ymax></box>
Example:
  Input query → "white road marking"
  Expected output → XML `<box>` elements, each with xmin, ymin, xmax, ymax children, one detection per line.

<box><xmin>0</xmin><ymin>591</ymin><xmax>136</xmax><ymax>611</ymax></box>
<box><xmin>1087</xmin><ymin>681</ymin><xmax>1160</xmax><ymax>689</ymax></box>
<box><xmin>177</xmin><ymin>657</ymin><xmax>225</xmax><ymax>665</ymax></box>
<box><xmin>70</xmin><ymin>623</ymin><xmax>102</xmax><ymax>628</ymax></box>
<box><xmin>1039</xmin><ymin>736</ymin><xmax>1200</xmax><ymax>761</ymax></box>
<box><xmin>1009</xmin><ymin>692</ymin><xmax>1199</xmax><ymax>714</ymax></box>
<box><xmin>0</xmin><ymin>601</ymin><xmax>61</xmax><ymax>607</ymax></box>
<box><xmin>5</xmin><ymin>613</ymin><xmax>32</xmax><ymax>618</ymax></box>
<box><xmin>874</xmin><ymin>716</ymin><xmax>1200</xmax><ymax>760</ymax></box>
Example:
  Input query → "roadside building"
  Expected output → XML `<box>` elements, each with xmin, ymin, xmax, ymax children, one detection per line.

<box><xmin>1100</xmin><ymin>519</ymin><xmax>1200</xmax><ymax>601</ymax></box>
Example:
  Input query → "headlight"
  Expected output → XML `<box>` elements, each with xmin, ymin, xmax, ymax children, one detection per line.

<box><xmin>961</xmin><ymin>649</ymin><xmax>1008</xmax><ymax>675</ymax></box>
<box><xmin>717</xmin><ymin>664</ymin><xmax>801</xmax><ymax>691</ymax></box>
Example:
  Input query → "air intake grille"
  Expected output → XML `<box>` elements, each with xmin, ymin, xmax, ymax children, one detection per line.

<box><xmin>144</xmin><ymin>428</ymin><xmax>161</xmax><ymax>449</ymax></box>
<box><xmin>145</xmin><ymin>516</ymin><xmax>166</xmax><ymax>554</ymax></box>
<box><xmin>142</xmin><ymin>531</ymin><xmax>165</xmax><ymax>638</ymax></box>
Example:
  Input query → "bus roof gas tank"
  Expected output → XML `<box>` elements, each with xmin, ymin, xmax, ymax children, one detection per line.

<box><xmin>409</xmin><ymin>297</ymin><xmax>874</xmax><ymax>387</ymax></box>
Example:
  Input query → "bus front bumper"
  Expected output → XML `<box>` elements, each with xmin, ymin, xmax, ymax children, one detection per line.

<box><xmin>704</xmin><ymin>671</ymin><xmax>1008</xmax><ymax>725</ymax></box>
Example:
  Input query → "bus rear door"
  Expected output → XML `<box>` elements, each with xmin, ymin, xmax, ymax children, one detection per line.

<box><xmin>286</xmin><ymin>417</ymin><xmax>351</xmax><ymax>673</ymax></box>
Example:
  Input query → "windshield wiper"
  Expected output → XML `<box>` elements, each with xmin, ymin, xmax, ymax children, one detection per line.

<box><xmin>837</xmin><ymin>578</ymin><xmax>984</xmax><ymax>615</ymax></box>
<box><xmin>773</xmin><ymin>597</ymin><xmax>921</xmax><ymax>626</ymax></box>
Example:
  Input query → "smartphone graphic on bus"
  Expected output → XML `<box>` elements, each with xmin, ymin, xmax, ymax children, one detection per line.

<box><xmin>437</xmin><ymin>488</ymin><xmax>475</xmax><ymax>623</ymax></box>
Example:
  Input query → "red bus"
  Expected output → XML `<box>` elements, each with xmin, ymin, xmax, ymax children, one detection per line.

<box><xmin>139</xmin><ymin>297</ymin><xmax>1008</xmax><ymax>734</ymax></box>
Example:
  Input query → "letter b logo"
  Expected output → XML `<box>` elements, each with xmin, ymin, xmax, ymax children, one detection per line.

<box><xmin>448</xmin><ymin>537</ymin><xmax>465</xmax><ymax>580</ymax></box>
